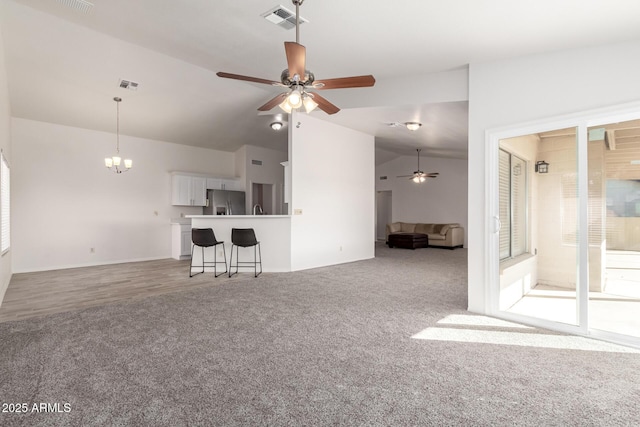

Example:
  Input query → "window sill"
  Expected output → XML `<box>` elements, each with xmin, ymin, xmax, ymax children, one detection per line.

<box><xmin>500</xmin><ymin>253</ymin><xmax>535</xmax><ymax>273</ymax></box>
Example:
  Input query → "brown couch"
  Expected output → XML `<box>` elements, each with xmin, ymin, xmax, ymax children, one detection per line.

<box><xmin>386</xmin><ymin>222</ymin><xmax>464</xmax><ymax>249</ymax></box>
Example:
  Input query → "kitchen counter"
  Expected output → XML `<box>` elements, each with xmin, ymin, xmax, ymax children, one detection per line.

<box><xmin>186</xmin><ymin>215</ymin><xmax>292</xmax><ymax>272</ymax></box>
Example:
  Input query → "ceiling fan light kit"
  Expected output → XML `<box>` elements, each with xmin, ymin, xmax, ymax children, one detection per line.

<box><xmin>216</xmin><ymin>0</ymin><xmax>375</xmax><ymax>115</ymax></box>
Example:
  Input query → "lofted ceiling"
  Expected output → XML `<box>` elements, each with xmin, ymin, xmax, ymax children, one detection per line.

<box><xmin>2</xmin><ymin>0</ymin><xmax>640</xmax><ymax>164</ymax></box>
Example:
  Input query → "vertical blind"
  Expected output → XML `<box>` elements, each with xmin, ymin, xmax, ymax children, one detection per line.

<box><xmin>499</xmin><ymin>149</ymin><xmax>527</xmax><ymax>260</ymax></box>
<box><xmin>499</xmin><ymin>150</ymin><xmax>511</xmax><ymax>259</ymax></box>
<box><xmin>1</xmin><ymin>152</ymin><xmax>9</xmax><ymax>253</ymax></box>
<box><xmin>511</xmin><ymin>156</ymin><xmax>527</xmax><ymax>257</ymax></box>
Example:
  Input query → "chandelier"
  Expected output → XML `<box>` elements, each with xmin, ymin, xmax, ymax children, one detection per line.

<box><xmin>104</xmin><ymin>97</ymin><xmax>132</xmax><ymax>173</ymax></box>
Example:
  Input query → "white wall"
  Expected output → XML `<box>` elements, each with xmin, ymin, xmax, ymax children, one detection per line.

<box><xmin>12</xmin><ymin>118</ymin><xmax>235</xmax><ymax>272</ymax></box>
<box><xmin>468</xmin><ymin>40</ymin><xmax>640</xmax><ymax>313</ymax></box>
<box><xmin>289</xmin><ymin>112</ymin><xmax>375</xmax><ymax>271</ymax></box>
<box><xmin>375</xmin><ymin>154</ymin><xmax>468</xmax><ymax>246</ymax></box>
<box><xmin>0</xmin><ymin>20</ymin><xmax>12</xmax><ymax>303</ymax></box>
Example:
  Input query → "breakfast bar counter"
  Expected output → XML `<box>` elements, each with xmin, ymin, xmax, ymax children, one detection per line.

<box><xmin>186</xmin><ymin>215</ymin><xmax>292</xmax><ymax>272</ymax></box>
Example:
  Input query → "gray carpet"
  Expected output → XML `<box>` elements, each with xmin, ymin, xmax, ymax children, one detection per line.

<box><xmin>1</xmin><ymin>244</ymin><xmax>639</xmax><ymax>426</ymax></box>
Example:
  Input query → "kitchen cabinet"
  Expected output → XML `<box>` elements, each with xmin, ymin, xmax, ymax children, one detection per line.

<box><xmin>206</xmin><ymin>177</ymin><xmax>223</xmax><ymax>190</ymax></box>
<box><xmin>206</xmin><ymin>177</ymin><xmax>244</xmax><ymax>191</ymax></box>
<box><xmin>171</xmin><ymin>174</ymin><xmax>207</xmax><ymax>206</ymax></box>
<box><xmin>222</xmin><ymin>178</ymin><xmax>244</xmax><ymax>191</ymax></box>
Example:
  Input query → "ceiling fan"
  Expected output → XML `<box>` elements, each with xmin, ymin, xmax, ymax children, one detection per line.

<box><xmin>216</xmin><ymin>0</ymin><xmax>375</xmax><ymax>115</ymax></box>
<box><xmin>397</xmin><ymin>149</ymin><xmax>439</xmax><ymax>183</ymax></box>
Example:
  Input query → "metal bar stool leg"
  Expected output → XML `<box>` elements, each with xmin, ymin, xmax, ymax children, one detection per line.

<box><xmin>229</xmin><ymin>244</ymin><xmax>235</xmax><ymax>277</ymax></box>
<box><xmin>257</xmin><ymin>242</ymin><xmax>262</xmax><ymax>277</ymax></box>
<box><xmin>221</xmin><ymin>243</ymin><xmax>228</xmax><ymax>276</ymax></box>
<box><xmin>189</xmin><ymin>243</ymin><xmax>195</xmax><ymax>277</ymax></box>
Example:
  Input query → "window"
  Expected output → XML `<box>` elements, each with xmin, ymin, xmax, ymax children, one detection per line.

<box><xmin>499</xmin><ymin>149</ymin><xmax>527</xmax><ymax>260</ymax></box>
<box><xmin>1</xmin><ymin>151</ymin><xmax>9</xmax><ymax>254</ymax></box>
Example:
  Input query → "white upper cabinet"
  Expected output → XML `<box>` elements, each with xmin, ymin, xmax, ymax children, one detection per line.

<box><xmin>206</xmin><ymin>177</ymin><xmax>223</xmax><ymax>190</ymax></box>
<box><xmin>171</xmin><ymin>174</ymin><xmax>207</xmax><ymax>206</ymax></box>
<box><xmin>191</xmin><ymin>177</ymin><xmax>207</xmax><ymax>206</ymax></box>
<box><xmin>206</xmin><ymin>177</ymin><xmax>244</xmax><ymax>191</ymax></box>
<box><xmin>222</xmin><ymin>178</ymin><xmax>243</xmax><ymax>191</ymax></box>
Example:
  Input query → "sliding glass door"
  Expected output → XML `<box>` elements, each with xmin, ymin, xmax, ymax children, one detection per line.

<box><xmin>498</xmin><ymin>129</ymin><xmax>578</xmax><ymax>326</ymax></box>
<box><xmin>587</xmin><ymin>121</ymin><xmax>640</xmax><ymax>339</ymax></box>
<box><xmin>491</xmin><ymin>109</ymin><xmax>640</xmax><ymax>348</ymax></box>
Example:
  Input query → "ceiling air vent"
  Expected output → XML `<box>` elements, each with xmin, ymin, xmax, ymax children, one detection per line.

<box><xmin>252</xmin><ymin>160</ymin><xmax>263</xmax><ymax>166</ymax></box>
<box><xmin>119</xmin><ymin>79</ymin><xmax>139</xmax><ymax>91</ymax></box>
<box><xmin>379</xmin><ymin>176</ymin><xmax>388</xmax><ymax>180</ymax></box>
<box><xmin>55</xmin><ymin>0</ymin><xmax>94</xmax><ymax>14</ymax></box>
<box><xmin>261</xmin><ymin>5</ymin><xmax>309</xmax><ymax>30</ymax></box>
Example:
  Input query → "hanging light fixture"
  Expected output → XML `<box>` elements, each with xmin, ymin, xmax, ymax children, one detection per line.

<box><xmin>270</xmin><ymin>121</ymin><xmax>283</xmax><ymax>131</ymax></box>
<box><xmin>104</xmin><ymin>97</ymin><xmax>132</xmax><ymax>173</ymax></box>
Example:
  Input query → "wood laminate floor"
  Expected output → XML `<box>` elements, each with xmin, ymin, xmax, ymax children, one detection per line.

<box><xmin>0</xmin><ymin>258</ymin><xmax>241</xmax><ymax>323</ymax></box>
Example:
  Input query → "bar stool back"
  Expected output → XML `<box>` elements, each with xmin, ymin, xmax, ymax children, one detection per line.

<box><xmin>189</xmin><ymin>228</ymin><xmax>227</xmax><ymax>278</ymax></box>
<box><xmin>229</xmin><ymin>228</ymin><xmax>262</xmax><ymax>277</ymax></box>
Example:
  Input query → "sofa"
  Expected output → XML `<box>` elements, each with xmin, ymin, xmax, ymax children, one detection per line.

<box><xmin>386</xmin><ymin>222</ymin><xmax>464</xmax><ymax>249</ymax></box>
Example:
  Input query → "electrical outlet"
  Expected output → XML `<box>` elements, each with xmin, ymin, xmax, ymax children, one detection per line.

<box><xmin>339</xmin><ymin>246</ymin><xmax>343</xmax><ymax>252</ymax></box>
<box><xmin>294</xmin><ymin>209</ymin><xmax>303</xmax><ymax>215</ymax></box>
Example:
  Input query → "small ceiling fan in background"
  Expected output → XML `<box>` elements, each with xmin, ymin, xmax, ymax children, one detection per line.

<box><xmin>397</xmin><ymin>149</ymin><xmax>439</xmax><ymax>183</ymax></box>
<box><xmin>216</xmin><ymin>0</ymin><xmax>375</xmax><ymax>115</ymax></box>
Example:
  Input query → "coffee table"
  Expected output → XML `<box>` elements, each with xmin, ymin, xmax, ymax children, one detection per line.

<box><xmin>387</xmin><ymin>232</ymin><xmax>429</xmax><ymax>249</ymax></box>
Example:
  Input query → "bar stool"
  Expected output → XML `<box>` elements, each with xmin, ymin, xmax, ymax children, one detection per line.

<box><xmin>189</xmin><ymin>228</ymin><xmax>227</xmax><ymax>278</ymax></box>
<box><xmin>229</xmin><ymin>228</ymin><xmax>262</xmax><ymax>278</ymax></box>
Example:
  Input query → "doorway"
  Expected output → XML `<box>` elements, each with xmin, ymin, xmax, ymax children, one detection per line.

<box><xmin>252</xmin><ymin>183</ymin><xmax>274</xmax><ymax>215</ymax></box>
<box><xmin>376</xmin><ymin>191</ymin><xmax>392</xmax><ymax>241</ymax></box>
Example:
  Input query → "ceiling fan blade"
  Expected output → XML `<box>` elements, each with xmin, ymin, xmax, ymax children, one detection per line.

<box><xmin>309</xmin><ymin>92</ymin><xmax>340</xmax><ymax>115</ymax></box>
<box><xmin>426</xmin><ymin>173</ymin><xmax>439</xmax><ymax>177</ymax></box>
<box><xmin>396</xmin><ymin>175</ymin><xmax>413</xmax><ymax>178</ymax></box>
<box><xmin>216</xmin><ymin>72</ymin><xmax>280</xmax><ymax>86</ymax></box>
<box><xmin>313</xmin><ymin>75</ymin><xmax>376</xmax><ymax>90</ymax></box>
<box><xmin>285</xmin><ymin>42</ymin><xmax>306</xmax><ymax>82</ymax></box>
<box><xmin>257</xmin><ymin>93</ymin><xmax>286</xmax><ymax>112</ymax></box>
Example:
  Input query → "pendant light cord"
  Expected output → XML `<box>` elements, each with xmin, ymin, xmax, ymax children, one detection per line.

<box><xmin>116</xmin><ymin>100</ymin><xmax>120</xmax><ymax>154</ymax></box>
<box><xmin>114</xmin><ymin>96</ymin><xmax>121</xmax><ymax>155</ymax></box>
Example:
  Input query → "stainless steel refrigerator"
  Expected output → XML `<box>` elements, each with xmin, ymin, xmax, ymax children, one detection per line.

<box><xmin>203</xmin><ymin>189</ymin><xmax>246</xmax><ymax>215</ymax></box>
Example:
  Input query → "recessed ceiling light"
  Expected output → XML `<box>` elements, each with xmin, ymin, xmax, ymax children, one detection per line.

<box><xmin>405</xmin><ymin>122</ymin><xmax>422</xmax><ymax>131</ymax></box>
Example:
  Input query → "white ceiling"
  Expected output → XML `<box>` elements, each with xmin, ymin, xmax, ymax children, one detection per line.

<box><xmin>2</xmin><ymin>0</ymin><xmax>640</xmax><ymax>163</ymax></box>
